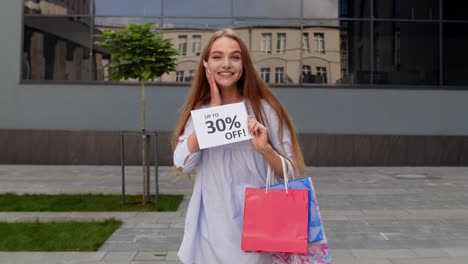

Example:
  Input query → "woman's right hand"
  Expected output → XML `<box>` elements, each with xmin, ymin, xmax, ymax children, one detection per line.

<box><xmin>203</xmin><ymin>60</ymin><xmax>221</xmax><ymax>107</ymax></box>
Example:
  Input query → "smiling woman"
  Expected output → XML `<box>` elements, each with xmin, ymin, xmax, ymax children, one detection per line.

<box><xmin>170</xmin><ymin>29</ymin><xmax>319</xmax><ymax>264</ymax></box>
<box><xmin>205</xmin><ymin>36</ymin><xmax>243</xmax><ymax>95</ymax></box>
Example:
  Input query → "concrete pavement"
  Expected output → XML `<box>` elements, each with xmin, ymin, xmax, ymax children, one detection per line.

<box><xmin>1</xmin><ymin>165</ymin><xmax>468</xmax><ymax>263</ymax></box>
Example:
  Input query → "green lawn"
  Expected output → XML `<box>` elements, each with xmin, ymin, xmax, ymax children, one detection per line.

<box><xmin>0</xmin><ymin>193</ymin><xmax>183</xmax><ymax>212</ymax></box>
<box><xmin>0</xmin><ymin>219</ymin><xmax>122</xmax><ymax>251</ymax></box>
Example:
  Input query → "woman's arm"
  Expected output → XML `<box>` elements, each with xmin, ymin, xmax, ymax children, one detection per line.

<box><xmin>186</xmin><ymin>132</ymin><xmax>200</xmax><ymax>154</ymax></box>
<box><xmin>173</xmin><ymin>118</ymin><xmax>201</xmax><ymax>172</ymax></box>
<box><xmin>248</xmin><ymin>115</ymin><xmax>287</xmax><ymax>178</ymax></box>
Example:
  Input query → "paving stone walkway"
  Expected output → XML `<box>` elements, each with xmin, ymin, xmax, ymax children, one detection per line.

<box><xmin>1</xmin><ymin>165</ymin><xmax>468</xmax><ymax>263</ymax></box>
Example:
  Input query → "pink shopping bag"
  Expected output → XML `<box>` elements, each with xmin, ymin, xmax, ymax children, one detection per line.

<box><xmin>241</xmin><ymin>187</ymin><xmax>309</xmax><ymax>254</ymax></box>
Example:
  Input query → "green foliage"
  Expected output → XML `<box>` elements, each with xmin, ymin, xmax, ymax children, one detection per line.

<box><xmin>95</xmin><ymin>22</ymin><xmax>178</xmax><ymax>82</ymax></box>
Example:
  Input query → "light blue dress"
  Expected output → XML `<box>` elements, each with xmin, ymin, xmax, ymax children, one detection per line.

<box><xmin>174</xmin><ymin>100</ymin><xmax>293</xmax><ymax>264</ymax></box>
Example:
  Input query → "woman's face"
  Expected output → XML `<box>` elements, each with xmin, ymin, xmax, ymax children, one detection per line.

<box><xmin>207</xmin><ymin>36</ymin><xmax>243</xmax><ymax>90</ymax></box>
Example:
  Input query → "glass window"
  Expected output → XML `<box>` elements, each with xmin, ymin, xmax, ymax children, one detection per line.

<box><xmin>165</xmin><ymin>0</ymin><xmax>230</xmax><ymax>17</ymax></box>
<box><xmin>24</xmin><ymin>0</ymin><xmax>91</xmax><ymax>15</ymax></box>
<box><xmin>303</xmin><ymin>20</ymin><xmax>370</xmax><ymax>85</ymax></box>
<box><xmin>275</xmin><ymin>67</ymin><xmax>284</xmax><ymax>83</ymax></box>
<box><xmin>94</xmin><ymin>0</ymin><xmax>161</xmax><ymax>16</ymax></box>
<box><xmin>234</xmin><ymin>0</ymin><xmax>300</xmax><ymax>18</ymax></box>
<box><xmin>373</xmin><ymin>0</ymin><xmax>439</xmax><ymax>20</ymax></box>
<box><xmin>373</xmin><ymin>21</ymin><xmax>439</xmax><ymax>85</ymax></box>
<box><xmin>178</xmin><ymin>35</ymin><xmax>187</xmax><ymax>56</ymax></box>
<box><xmin>338</xmin><ymin>0</ymin><xmax>370</xmax><ymax>18</ymax></box>
<box><xmin>162</xmin><ymin>18</ymin><xmax>233</xmax><ymax>31</ymax></box>
<box><xmin>23</xmin><ymin>16</ymin><xmax>91</xmax><ymax>81</ymax></box>
<box><xmin>341</xmin><ymin>20</ymin><xmax>371</xmax><ymax>85</ymax></box>
<box><xmin>21</xmin><ymin>1</ymin><xmax>456</xmax><ymax>88</ymax></box>
<box><xmin>316</xmin><ymin>66</ymin><xmax>328</xmax><ymax>83</ymax></box>
<box><xmin>314</xmin><ymin>33</ymin><xmax>325</xmax><ymax>53</ymax></box>
<box><xmin>443</xmin><ymin>0</ymin><xmax>468</xmax><ymax>20</ymax></box>
<box><xmin>302</xmin><ymin>65</ymin><xmax>312</xmax><ymax>75</ymax></box>
<box><xmin>184</xmin><ymin>70</ymin><xmax>195</xmax><ymax>82</ymax></box>
<box><xmin>302</xmin><ymin>65</ymin><xmax>312</xmax><ymax>83</ymax></box>
<box><xmin>94</xmin><ymin>17</ymin><xmax>159</xmax><ymax>29</ymax></box>
<box><xmin>302</xmin><ymin>32</ymin><xmax>310</xmax><ymax>52</ymax></box>
<box><xmin>192</xmin><ymin>35</ymin><xmax>201</xmax><ymax>56</ymax></box>
<box><xmin>260</xmin><ymin>68</ymin><xmax>270</xmax><ymax>83</ymax></box>
<box><xmin>261</xmin><ymin>33</ymin><xmax>272</xmax><ymax>54</ymax></box>
<box><xmin>443</xmin><ymin>23</ymin><xmax>468</xmax><ymax>86</ymax></box>
<box><xmin>277</xmin><ymin>33</ymin><xmax>286</xmax><ymax>54</ymax></box>
<box><xmin>92</xmin><ymin>17</ymin><xmax>160</xmax><ymax>81</ymax></box>
<box><xmin>304</xmin><ymin>0</ymin><xmax>339</xmax><ymax>18</ymax></box>
<box><xmin>238</xmin><ymin>20</ymin><xmax>301</xmax><ymax>84</ymax></box>
<box><xmin>161</xmin><ymin>18</ymin><xmax>232</xmax><ymax>83</ymax></box>
<box><xmin>161</xmin><ymin>18</ymin><xmax>233</xmax><ymax>58</ymax></box>
<box><xmin>176</xmin><ymin>70</ymin><xmax>184</xmax><ymax>82</ymax></box>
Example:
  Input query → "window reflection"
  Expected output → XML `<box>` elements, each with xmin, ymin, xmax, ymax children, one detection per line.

<box><xmin>302</xmin><ymin>22</ymin><xmax>339</xmax><ymax>84</ymax></box>
<box><xmin>338</xmin><ymin>0</ymin><xmax>370</xmax><ymax>18</ymax></box>
<box><xmin>301</xmin><ymin>20</ymin><xmax>370</xmax><ymax>85</ymax></box>
<box><xmin>21</xmin><ymin>0</ymin><xmax>468</xmax><ymax>88</ymax></box>
<box><xmin>24</xmin><ymin>0</ymin><xmax>91</xmax><ymax>15</ymax></box>
<box><xmin>165</xmin><ymin>0</ymin><xmax>230</xmax><ymax>17</ymax></box>
<box><xmin>160</xmin><ymin>18</ymin><xmax>232</xmax><ymax>83</ymax></box>
<box><xmin>304</xmin><ymin>0</ymin><xmax>339</xmax><ymax>18</ymax></box>
<box><xmin>236</xmin><ymin>20</ymin><xmax>301</xmax><ymax>84</ymax></box>
<box><xmin>92</xmin><ymin>17</ymin><xmax>160</xmax><ymax>81</ymax></box>
<box><xmin>443</xmin><ymin>23</ymin><xmax>468</xmax><ymax>86</ymax></box>
<box><xmin>94</xmin><ymin>0</ymin><xmax>161</xmax><ymax>16</ymax></box>
<box><xmin>234</xmin><ymin>0</ymin><xmax>300</xmax><ymax>18</ymax></box>
<box><xmin>253</xmin><ymin>27</ymin><xmax>301</xmax><ymax>84</ymax></box>
<box><xmin>23</xmin><ymin>16</ymin><xmax>91</xmax><ymax>81</ymax></box>
<box><xmin>443</xmin><ymin>0</ymin><xmax>468</xmax><ymax>20</ymax></box>
<box><xmin>373</xmin><ymin>0</ymin><xmax>439</xmax><ymax>20</ymax></box>
<box><xmin>373</xmin><ymin>21</ymin><xmax>439</xmax><ymax>85</ymax></box>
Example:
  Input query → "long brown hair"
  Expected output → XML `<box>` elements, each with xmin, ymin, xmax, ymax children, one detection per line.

<box><xmin>171</xmin><ymin>29</ymin><xmax>305</xmax><ymax>176</ymax></box>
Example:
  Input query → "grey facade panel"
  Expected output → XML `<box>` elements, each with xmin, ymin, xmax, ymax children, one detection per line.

<box><xmin>2</xmin><ymin>1</ymin><xmax>468</xmax><ymax>139</ymax></box>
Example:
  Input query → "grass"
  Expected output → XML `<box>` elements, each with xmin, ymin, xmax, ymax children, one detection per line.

<box><xmin>0</xmin><ymin>219</ymin><xmax>122</xmax><ymax>251</ymax></box>
<box><xmin>0</xmin><ymin>193</ymin><xmax>183</xmax><ymax>212</ymax></box>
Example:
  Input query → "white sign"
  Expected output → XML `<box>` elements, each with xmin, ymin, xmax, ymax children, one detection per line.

<box><xmin>191</xmin><ymin>102</ymin><xmax>253</xmax><ymax>149</ymax></box>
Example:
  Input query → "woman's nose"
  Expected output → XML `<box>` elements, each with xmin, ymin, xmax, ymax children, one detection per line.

<box><xmin>221</xmin><ymin>57</ymin><xmax>231</xmax><ymax>67</ymax></box>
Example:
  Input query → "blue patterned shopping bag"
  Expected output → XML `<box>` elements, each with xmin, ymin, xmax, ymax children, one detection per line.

<box><xmin>268</xmin><ymin>176</ymin><xmax>324</xmax><ymax>243</ymax></box>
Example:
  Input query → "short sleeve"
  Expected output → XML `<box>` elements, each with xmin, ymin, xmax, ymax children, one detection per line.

<box><xmin>173</xmin><ymin>117</ymin><xmax>201</xmax><ymax>173</ymax></box>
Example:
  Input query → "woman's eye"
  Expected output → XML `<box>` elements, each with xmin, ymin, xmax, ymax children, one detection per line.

<box><xmin>212</xmin><ymin>56</ymin><xmax>221</xmax><ymax>60</ymax></box>
<box><xmin>232</xmin><ymin>56</ymin><xmax>241</xmax><ymax>60</ymax></box>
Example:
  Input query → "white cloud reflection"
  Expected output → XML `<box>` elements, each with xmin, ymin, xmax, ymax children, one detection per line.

<box><xmin>304</xmin><ymin>0</ymin><xmax>339</xmax><ymax>18</ymax></box>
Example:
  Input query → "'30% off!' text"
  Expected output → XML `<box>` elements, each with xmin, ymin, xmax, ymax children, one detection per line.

<box><xmin>190</xmin><ymin>102</ymin><xmax>253</xmax><ymax>149</ymax></box>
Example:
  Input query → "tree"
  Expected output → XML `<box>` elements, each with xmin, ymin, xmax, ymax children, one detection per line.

<box><xmin>95</xmin><ymin>22</ymin><xmax>178</xmax><ymax>204</ymax></box>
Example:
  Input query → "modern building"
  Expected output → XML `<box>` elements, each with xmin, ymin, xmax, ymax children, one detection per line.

<box><xmin>1</xmin><ymin>0</ymin><xmax>467</xmax><ymax>166</ymax></box>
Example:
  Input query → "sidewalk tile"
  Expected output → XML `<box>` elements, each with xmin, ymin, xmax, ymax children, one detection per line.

<box><xmin>134</xmin><ymin>252</ymin><xmax>167</xmax><ymax>261</ymax></box>
<box><xmin>102</xmin><ymin>252</ymin><xmax>137</xmax><ymax>261</ymax></box>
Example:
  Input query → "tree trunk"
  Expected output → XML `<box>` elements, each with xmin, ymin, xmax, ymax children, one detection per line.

<box><xmin>141</xmin><ymin>81</ymin><xmax>147</xmax><ymax>205</ymax></box>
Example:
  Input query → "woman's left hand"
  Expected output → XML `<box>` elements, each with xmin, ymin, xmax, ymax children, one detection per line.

<box><xmin>247</xmin><ymin>115</ymin><xmax>270</xmax><ymax>154</ymax></box>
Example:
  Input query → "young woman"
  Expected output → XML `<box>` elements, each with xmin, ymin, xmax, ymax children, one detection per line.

<box><xmin>172</xmin><ymin>29</ymin><xmax>315</xmax><ymax>264</ymax></box>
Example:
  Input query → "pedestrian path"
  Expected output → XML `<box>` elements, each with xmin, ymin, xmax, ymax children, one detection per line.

<box><xmin>1</xmin><ymin>165</ymin><xmax>468</xmax><ymax>263</ymax></box>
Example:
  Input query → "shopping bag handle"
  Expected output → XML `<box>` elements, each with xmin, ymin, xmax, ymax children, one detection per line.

<box><xmin>283</xmin><ymin>156</ymin><xmax>296</xmax><ymax>180</ymax></box>
<box><xmin>266</xmin><ymin>156</ymin><xmax>293</xmax><ymax>193</ymax></box>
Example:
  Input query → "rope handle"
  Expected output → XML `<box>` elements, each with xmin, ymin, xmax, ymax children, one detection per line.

<box><xmin>265</xmin><ymin>155</ymin><xmax>294</xmax><ymax>193</ymax></box>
